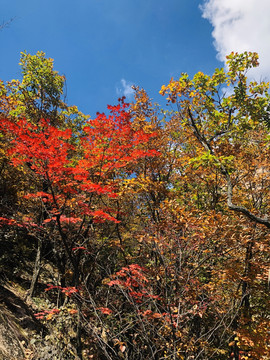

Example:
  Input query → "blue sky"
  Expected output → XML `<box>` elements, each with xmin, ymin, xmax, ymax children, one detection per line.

<box><xmin>1</xmin><ymin>0</ymin><xmax>269</xmax><ymax>117</ymax></box>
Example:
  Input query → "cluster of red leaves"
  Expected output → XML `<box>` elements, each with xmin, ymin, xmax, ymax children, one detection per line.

<box><xmin>139</xmin><ymin>309</ymin><xmax>177</xmax><ymax>320</ymax></box>
<box><xmin>0</xmin><ymin>217</ymin><xmax>23</xmax><ymax>227</ymax></box>
<box><xmin>45</xmin><ymin>284</ymin><xmax>79</xmax><ymax>297</ymax></box>
<box><xmin>43</xmin><ymin>215</ymin><xmax>83</xmax><ymax>224</ymax></box>
<box><xmin>72</xmin><ymin>246</ymin><xmax>87</xmax><ymax>251</ymax></box>
<box><xmin>71</xmin><ymin>246</ymin><xmax>90</xmax><ymax>255</ymax></box>
<box><xmin>0</xmin><ymin>99</ymin><xmax>159</xmax><ymax>229</ymax></box>
<box><xmin>34</xmin><ymin>307</ymin><xmax>78</xmax><ymax>320</ymax></box>
<box><xmin>2</xmin><ymin>118</ymin><xmax>73</xmax><ymax>183</ymax></box>
<box><xmin>97</xmin><ymin>307</ymin><xmax>113</xmax><ymax>315</ymax></box>
<box><xmin>108</xmin><ymin>264</ymin><xmax>160</xmax><ymax>302</ymax></box>
<box><xmin>76</xmin><ymin>100</ymin><xmax>159</xmax><ymax>178</ymax></box>
<box><xmin>34</xmin><ymin>308</ymin><xmax>60</xmax><ymax>320</ymax></box>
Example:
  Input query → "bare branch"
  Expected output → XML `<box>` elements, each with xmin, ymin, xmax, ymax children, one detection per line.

<box><xmin>0</xmin><ymin>17</ymin><xmax>15</xmax><ymax>31</ymax></box>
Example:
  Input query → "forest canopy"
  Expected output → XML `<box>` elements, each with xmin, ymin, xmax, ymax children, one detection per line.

<box><xmin>0</xmin><ymin>51</ymin><xmax>270</xmax><ymax>360</ymax></box>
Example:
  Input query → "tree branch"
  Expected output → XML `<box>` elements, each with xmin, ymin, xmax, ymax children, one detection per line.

<box><xmin>187</xmin><ymin>108</ymin><xmax>270</xmax><ymax>229</ymax></box>
<box><xmin>226</xmin><ymin>173</ymin><xmax>270</xmax><ymax>228</ymax></box>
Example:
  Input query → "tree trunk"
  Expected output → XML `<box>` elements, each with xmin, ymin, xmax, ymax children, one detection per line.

<box><xmin>28</xmin><ymin>237</ymin><xmax>42</xmax><ymax>298</ymax></box>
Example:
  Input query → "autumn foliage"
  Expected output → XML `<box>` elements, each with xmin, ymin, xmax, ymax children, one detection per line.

<box><xmin>1</xmin><ymin>51</ymin><xmax>270</xmax><ymax>359</ymax></box>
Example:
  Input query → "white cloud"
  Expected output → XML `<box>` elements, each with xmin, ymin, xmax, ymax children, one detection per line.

<box><xmin>116</xmin><ymin>79</ymin><xmax>135</xmax><ymax>100</ymax></box>
<box><xmin>200</xmin><ymin>0</ymin><xmax>270</xmax><ymax>81</ymax></box>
